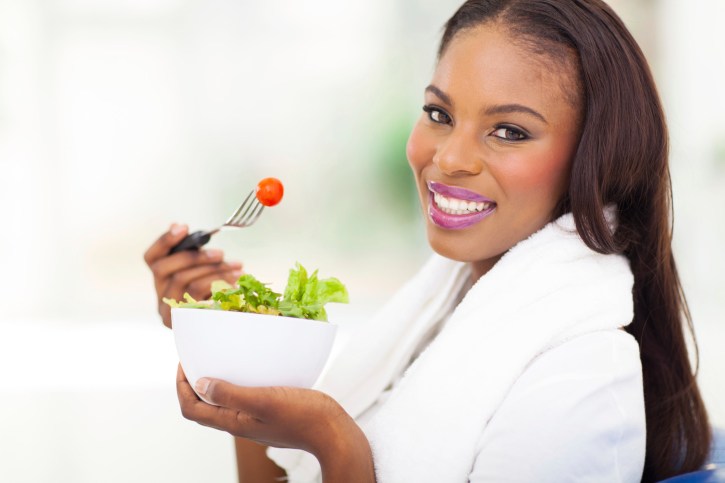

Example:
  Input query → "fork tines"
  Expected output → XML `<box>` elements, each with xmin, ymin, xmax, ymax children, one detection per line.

<box><xmin>225</xmin><ymin>190</ymin><xmax>265</xmax><ymax>228</ymax></box>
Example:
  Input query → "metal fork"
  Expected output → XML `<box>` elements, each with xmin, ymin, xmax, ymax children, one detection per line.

<box><xmin>168</xmin><ymin>190</ymin><xmax>264</xmax><ymax>255</ymax></box>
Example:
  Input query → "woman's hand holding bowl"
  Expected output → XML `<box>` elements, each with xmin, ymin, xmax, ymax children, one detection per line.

<box><xmin>176</xmin><ymin>366</ymin><xmax>376</xmax><ymax>483</ymax></box>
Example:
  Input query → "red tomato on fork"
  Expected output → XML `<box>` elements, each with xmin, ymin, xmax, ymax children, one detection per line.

<box><xmin>256</xmin><ymin>178</ymin><xmax>284</xmax><ymax>207</ymax></box>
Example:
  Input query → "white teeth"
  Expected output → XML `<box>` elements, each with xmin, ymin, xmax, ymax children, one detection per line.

<box><xmin>432</xmin><ymin>191</ymin><xmax>494</xmax><ymax>215</ymax></box>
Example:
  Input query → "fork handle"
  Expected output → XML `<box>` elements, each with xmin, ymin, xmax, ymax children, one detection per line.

<box><xmin>168</xmin><ymin>230</ymin><xmax>213</xmax><ymax>255</ymax></box>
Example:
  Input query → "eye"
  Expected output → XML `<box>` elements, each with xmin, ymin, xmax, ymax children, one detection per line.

<box><xmin>492</xmin><ymin>126</ymin><xmax>528</xmax><ymax>141</ymax></box>
<box><xmin>422</xmin><ymin>105</ymin><xmax>452</xmax><ymax>125</ymax></box>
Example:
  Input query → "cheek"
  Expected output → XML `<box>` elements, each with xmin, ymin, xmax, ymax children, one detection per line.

<box><xmin>496</xmin><ymin>147</ymin><xmax>571</xmax><ymax>206</ymax></box>
<box><xmin>406</xmin><ymin>121</ymin><xmax>434</xmax><ymax>174</ymax></box>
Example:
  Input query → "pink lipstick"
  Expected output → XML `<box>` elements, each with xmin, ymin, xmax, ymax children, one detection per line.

<box><xmin>427</xmin><ymin>181</ymin><xmax>496</xmax><ymax>230</ymax></box>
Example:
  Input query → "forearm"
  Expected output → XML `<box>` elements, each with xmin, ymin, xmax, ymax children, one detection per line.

<box><xmin>317</xmin><ymin>423</ymin><xmax>376</xmax><ymax>483</ymax></box>
<box><xmin>234</xmin><ymin>437</ymin><xmax>286</xmax><ymax>483</ymax></box>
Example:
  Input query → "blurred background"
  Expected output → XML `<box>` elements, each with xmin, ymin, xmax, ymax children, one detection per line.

<box><xmin>0</xmin><ymin>0</ymin><xmax>722</xmax><ymax>481</ymax></box>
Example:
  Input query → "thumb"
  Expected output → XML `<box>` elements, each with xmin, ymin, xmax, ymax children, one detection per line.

<box><xmin>194</xmin><ymin>377</ymin><xmax>214</xmax><ymax>399</ymax></box>
<box><xmin>194</xmin><ymin>377</ymin><xmax>270</xmax><ymax>416</ymax></box>
<box><xmin>194</xmin><ymin>377</ymin><xmax>239</xmax><ymax>408</ymax></box>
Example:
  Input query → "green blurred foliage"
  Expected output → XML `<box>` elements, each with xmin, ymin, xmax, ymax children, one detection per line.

<box><xmin>372</xmin><ymin>110</ymin><xmax>419</xmax><ymax>220</ymax></box>
<box><xmin>714</xmin><ymin>136</ymin><xmax>725</xmax><ymax>172</ymax></box>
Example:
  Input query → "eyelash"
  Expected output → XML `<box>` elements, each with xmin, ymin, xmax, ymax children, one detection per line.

<box><xmin>422</xmin><ymin>105</ymin><xmax>529</xmax><ymax>142</ymax></box>
<box><xmin>492</xmin><ymin>125</ymin><xmax>529</xmax><ymax>141</ymax></box>
<box><xmin>422</xmin><ymin>105</ymin><xmax>451</xmax><ymax>125</ymax></box>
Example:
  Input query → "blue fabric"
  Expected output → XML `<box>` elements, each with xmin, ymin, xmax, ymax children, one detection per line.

<box><xmin>711</xmin><ymin>427</ymin><xmax>725</xmax><ymax>466</ymax></box>
<box><xmin>659</xmin><ymin>427</ymin><xmax>725</xmax><ymax>482</ymax></box>
<box><xmin>659</xmin><ymin>468</ymin><xmax>725</xmax><ymax>483</ymax></box>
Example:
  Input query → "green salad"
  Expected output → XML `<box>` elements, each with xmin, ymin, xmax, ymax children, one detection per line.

<box><xmin>163</xmin><ymin>263</ymin><xmax>348</xmax><ymax>322</ymax></box>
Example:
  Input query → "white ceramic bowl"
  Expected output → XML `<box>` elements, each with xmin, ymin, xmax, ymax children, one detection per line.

<box><xmin>172</xmin><ymin>308</ymin><xmax>337</xmax><ymax>400</ymax></box>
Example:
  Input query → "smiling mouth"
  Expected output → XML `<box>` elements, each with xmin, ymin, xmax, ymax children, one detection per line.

<box><xmin>426</xmin><ymin>181</ymin><xmax>497</xmax><ymax>230</ymax></box>
<box><xmin>432</xmin><ymin>192</ymin><xmax>493</xmax><ymax>215</ymax></box>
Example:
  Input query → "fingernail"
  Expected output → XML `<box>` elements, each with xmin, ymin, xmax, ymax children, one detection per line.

<box><xmin>171</xmin><ymin>224</ymin><xmax>187</xmax><ymax>236</ymax></box>
<box><xmin>206</xmin><ymin>249</ymin><xmax>223</xmax><ymax>259</ymax></box>
<box><xmin>195</xmin><ymin>378</ymin><xmax>211</xmax><ymax>396</ymax></box>
<box><xmin>232</xmin><ymin>269</ymin><xmax>243</xmax><ymax>278</ymax></box>
<box><xmin>228</xmin><ymin>261</ymin><xmax>243</xmax><ymax>270</ymax></box>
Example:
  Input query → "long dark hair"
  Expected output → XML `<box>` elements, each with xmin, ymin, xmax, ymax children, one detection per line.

<box><xmin>438</xmin><ymin>1</ymin><xmax>711</xmax><ymax>481</ymax></box>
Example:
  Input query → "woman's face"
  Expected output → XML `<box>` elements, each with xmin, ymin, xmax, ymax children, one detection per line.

<box><xmin>407</xmin><ymin>24</ymin><xmax>582</xmax><ymax>279</ymax></box>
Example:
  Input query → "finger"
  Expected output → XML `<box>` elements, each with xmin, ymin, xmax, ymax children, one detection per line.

<box><xmin>144</xmin><ymin>224</ymin><xmax>189</xmax><ymax>267</ymax></box>
<box><xmin>177</xmin><ymin>364</ymin><xmax>188</xmax><ymax>383</ymax></box>
<box><xmin>164</xmin><ymin>263</ymin><xmax>243</xmax><ymax>301</ymax></box>
<box><xmin>159</xmin><ymin>302</ymin><xmax>172</xmax><ymax>328</ymax></box>
<box><xmin>159</xmin><ymin>263</ymin><xmax>241</xmax><ymax>327</ymax></box>
<box><xmin>176</xmin><ymin>365</ymin><xmax>211</xmax><ymax>416</ymax></box>
<box><xmin>152</xmin><ymin>250</ymin><xmax>238</xmax><ymax>298</ymax></box>
<box><xmin>199</xmin><ymin>378</ymin><xmax>281</xmax><ymax>419</ymax></box>
<box><xmin>151</xmin><ymin>248</ymin><xmax>226</xmax><ymax>283</ymax></box>
<box><xmin>176</xmin><ymin>368</ymin><xmax>258</xmax><ymax>433</ymax></box>
<box><xmin>176</xmin><ymin>366</ymin><xmax>222</xmax><ymax>420</ymax></box>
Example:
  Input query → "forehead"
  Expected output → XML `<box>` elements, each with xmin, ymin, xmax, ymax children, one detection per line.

<box><xmin>433</xmin><ymin>24</ymin><xmax>578</xmax><ymax>115</ymax></box>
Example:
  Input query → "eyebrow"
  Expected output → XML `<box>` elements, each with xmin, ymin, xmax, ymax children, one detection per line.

<box><xmin>425</xmin><ymin>85</ymin><xmax>452</xmax><ymax>106</ymax></box>
<box><xmin>425</xmin><ymin>84</ymin><xmax>548</xmax><ymax>125</ymax></box>
<box><xmin>484</xmin><ymin>104</ymin><xmax>548</xmax><ymax>124</ymax></box>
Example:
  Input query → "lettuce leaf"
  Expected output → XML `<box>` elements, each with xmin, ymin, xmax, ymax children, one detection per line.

<box><xmin>163</xmin><ymin>262</ymin><xmax>347</xmax><ymax>322</ymax></box>
<box><xmin>279</xmin><ymin>263</ymin><xmax>349</xmax><ymax>321</ymax></box>
<box><xmin>282</xmin><ymin>263</ymin><xmax>307</xmax><ymax>302</ymax></box>
<box><xmin>162</xmin><ymin>293</ymin><xmax>213</xmax><ymax>309</ymax></box>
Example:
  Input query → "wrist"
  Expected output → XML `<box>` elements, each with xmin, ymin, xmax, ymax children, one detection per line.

<box><xmin>315</xmin><ymin>415</ymin><xmax>375</xmax><ymax>483</ymax></box>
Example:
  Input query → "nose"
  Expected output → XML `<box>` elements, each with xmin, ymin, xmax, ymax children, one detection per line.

<box><xmin>432</xmin><ymin>127</ymin><xmax>483</xmax><ymax>177</ymax></box>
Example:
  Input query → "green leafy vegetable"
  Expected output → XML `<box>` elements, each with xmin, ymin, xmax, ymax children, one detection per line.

<box><xmin>162</xmin><ymin>293</ymin><xmax>213</xmax><ymax>309</ymax></box>
<box><xmin>163</xmin><ymin>263</ymin><xmax>348</xmax><ymax>322</ymax></box>
<box><xmin>277</xmin><ymin>263</ymin><xmax>348</xmax><ymax>320</ymax></box>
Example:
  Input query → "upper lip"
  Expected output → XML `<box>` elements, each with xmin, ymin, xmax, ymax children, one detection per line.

<box><xmin>427</xmin><ymin>181</ymin><xmax>496</xmax><ymax>203</ymax></box>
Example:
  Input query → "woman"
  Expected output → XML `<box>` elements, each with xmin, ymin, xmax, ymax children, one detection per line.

<box><xmin>144</xmin><ymin>0</ymin><xmax>711</xmax><ymax>481</ymax></box>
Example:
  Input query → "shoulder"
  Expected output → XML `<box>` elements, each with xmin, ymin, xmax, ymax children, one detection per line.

<box><xmin>470</xmin><ymin>330</ymin><xmax>646</xmax><ymax>483</ymax></box>
<box><xmin>516</xmin><ymin>329</ymin><xmax>643</xmax><ymax>398</ymax></box>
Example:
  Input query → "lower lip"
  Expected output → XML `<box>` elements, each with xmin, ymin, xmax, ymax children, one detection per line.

<box><xmin>428</xmin><ymin>191</ymin><xmax>496</xmax><ymax>230</ymax></box>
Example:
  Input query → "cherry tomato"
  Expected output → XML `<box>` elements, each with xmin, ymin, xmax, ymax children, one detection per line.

<box><xmin>255</xmin><ymin>177</ymin><xmax>284</xmax><ymax>207</ymax></box>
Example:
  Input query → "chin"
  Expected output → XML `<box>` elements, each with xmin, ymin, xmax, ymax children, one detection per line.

<box><xmin>426</xmin><ymin>228</ymin><xmax>480</xmax><ymax>263</ymax></box>
<box><xmin>425</xmin><ymin>223</ymin><xmax>509</xmax><ymax>273</ymax></box>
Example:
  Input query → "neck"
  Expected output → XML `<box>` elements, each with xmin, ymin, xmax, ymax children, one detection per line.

<box><xmin>468</xmin><ymin>254</ymin><xmax>504</xmax><ymax>286</ymax></box>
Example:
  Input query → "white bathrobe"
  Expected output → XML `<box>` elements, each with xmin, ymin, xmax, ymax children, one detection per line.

<box><xmin>268</xmin><ymin>211</ymin><xmax>645</xmax><ymax>482</ymax></box>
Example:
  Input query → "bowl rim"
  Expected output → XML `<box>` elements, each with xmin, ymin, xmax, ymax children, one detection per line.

<box><xmin>169</xmin><ymin>307</ymin><xmax>337</xmax><ymax>325</ymax></box>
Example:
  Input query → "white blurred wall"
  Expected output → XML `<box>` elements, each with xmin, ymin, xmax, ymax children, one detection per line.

<box><xmin>0</xmin><ymin>1</ymin><xmax>723</xmax><ymax>481</ymax></box>
<box><xmin>657</xmin><ymin>0</ymin><xmax>725</xmax><ymax>430</ymax></box>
